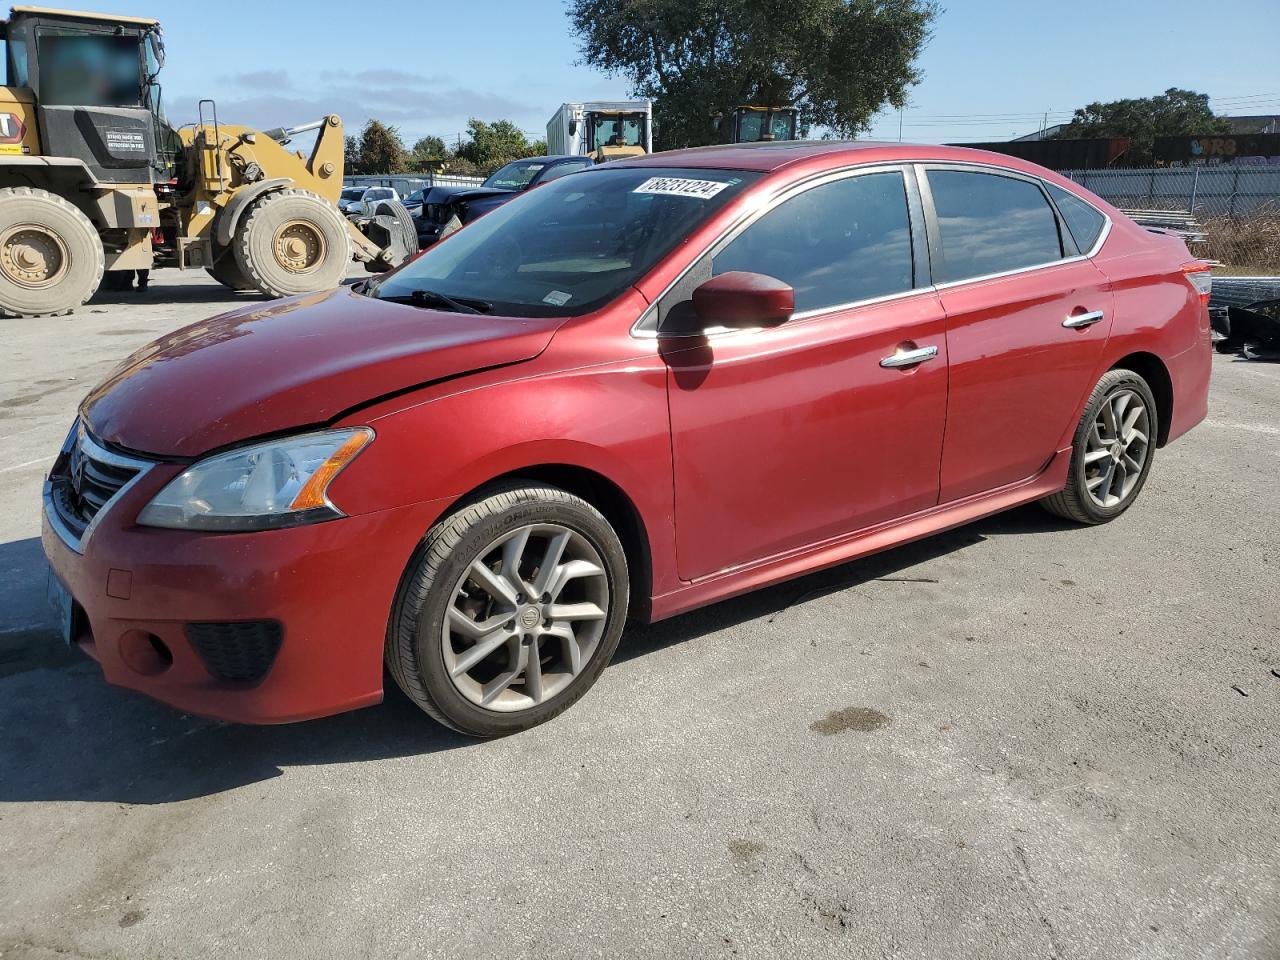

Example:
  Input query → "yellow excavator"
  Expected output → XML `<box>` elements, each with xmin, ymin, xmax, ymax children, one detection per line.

<box><xmin>0</xmin><ymin>6</ymin><xmax>413</xmax><ymax>318</ymax></box>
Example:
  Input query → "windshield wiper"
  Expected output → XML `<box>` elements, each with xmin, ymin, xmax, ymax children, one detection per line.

<box><xmin>375</xmin><ymin>288</ymin><xmax>492</xmax><ymax>314</ymax></box>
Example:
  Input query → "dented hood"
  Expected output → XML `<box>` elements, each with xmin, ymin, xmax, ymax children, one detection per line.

<box><xmin>82</xmin><ymin>285</ymin><xmax>564</xmax><ymax>458</ymax></box>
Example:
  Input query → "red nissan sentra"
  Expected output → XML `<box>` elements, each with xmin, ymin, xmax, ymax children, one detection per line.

<box><xmin>42</xmin><ymin>142</ymin><xmax>1212</xmax><ymax>736</ymax></box>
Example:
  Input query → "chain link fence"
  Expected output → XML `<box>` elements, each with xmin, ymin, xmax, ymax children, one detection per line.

<box><xmin>1063</xmin><ymin>166</ymin><xmax>1280</xmax><ymax>273</ymax></box>
<box><xmin>1061</xmin><ymin>166</ymin><xmax>1280</xmax><ymax>218</ymax></box>
<box><xmin>342</xmin><ymin>173</ymin><xmax>486</xmax><ymax>195</ymax></box>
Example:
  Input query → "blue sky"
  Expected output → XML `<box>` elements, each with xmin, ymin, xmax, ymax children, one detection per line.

<box><xmin>53</xmin><ymin>0</ymin><xmax>1280</xmax><ymax>147</ymax></box>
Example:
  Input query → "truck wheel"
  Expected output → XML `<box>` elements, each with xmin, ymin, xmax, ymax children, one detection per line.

<box><xmin>233</xmin><ymin>188</ymin><xmax>350</xmax><ymax>298</ymax></box>
<box><xmin>0</xmin><ymin>186</ymin><xmax>104</xmax><ymax>318</ymax></box>
<box><xmin>206</xmin><ymin>247</ymin><xmax>254</xmax><ymax>290</ymax></box>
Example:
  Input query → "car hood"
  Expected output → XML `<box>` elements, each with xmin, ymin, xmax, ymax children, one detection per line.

<box><xmin>82</xmin><ymin>285</ymin><xmax>564</xmax><ymax>458</ymax></box>
<box><xmin>449</xmin><ymin>187</ymin><xmax>516</xmax><ymax>204</ymax></box>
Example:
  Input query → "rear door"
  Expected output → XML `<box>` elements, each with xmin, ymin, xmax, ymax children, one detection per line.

<box><xmin>919</xmin><ymin>165</ymin><xmax>1115</xmax><ymax>502</ymax></box>
<box><xmin>659</xmin><ymin>166</ymin><xmax>949</xmax><ymax>581</ymax></box>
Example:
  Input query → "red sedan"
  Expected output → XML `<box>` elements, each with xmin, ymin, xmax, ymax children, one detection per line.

<box><xmin>42</xmin><ymin>142</ymin><xmax>1212</xmax><ymax>736</ymax></box>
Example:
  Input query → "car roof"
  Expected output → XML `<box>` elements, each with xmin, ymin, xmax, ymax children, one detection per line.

<box><xmin>606</xmin><ymin>140</ymin><xmax>1054</xmax><ymax>177</ymax></box>
<box><xmin>505</xmin><ymin>155</ymin><xmax>586</xmax><ymax>164</ymax></box>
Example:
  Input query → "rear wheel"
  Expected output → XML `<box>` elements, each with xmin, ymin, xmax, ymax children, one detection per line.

<box><xmin>0</xmin><ymin>186</ymin><xmax>104</xmax><ymax>318</ymax></box>
<box><xmin>1040</xmin><ymin>369</ymin><xmax>1158</xmax><ymax>524</ymax></box>
<box><xmin>386</xmin><ymin>482</ymin><xmax>629</xmax><ymax>737</ymax></box>
<box><xmin>233</xmin><ymin>188</ymin><xmax>350</xmax><ymax>298</ymax></box>
<box><xmin>206</xmin><ymin>245</ymin><xmax>254</xmax><ymax>290</ymax></box>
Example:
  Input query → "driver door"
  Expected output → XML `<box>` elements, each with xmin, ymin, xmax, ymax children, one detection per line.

<box><xmin>659</xmin><ymin>167</ymin><xmax>949</xmax><ymax>581</ymax></box>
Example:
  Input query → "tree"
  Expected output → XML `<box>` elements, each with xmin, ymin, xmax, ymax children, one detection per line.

<box><xmin>1051</xmin><ymin>88</ymin><xmax>1230</xmax><ymax>165</ymax></box>
<box><xmin>409</xmin><ymin>135</ymin><xmax>447</xmax><ymax>171</ymax></box>
<box><xmin>343</xmin><ymin>135</ymin><xmax>362</xmax><ymax>174</ymax></box>
<box><xmin>357</xmin><ymin>119</ymin><xmax>408</xmax><ymax>174</ymax></box>
<box><xmin>566</xmin><ymin>0</ymin><xmax>938</xmax><ymax>148</ymax></box>
<box><xmin>456</xmin><ymin>119</ymin><xmax>535</xmax><ymax>169</ymax></box>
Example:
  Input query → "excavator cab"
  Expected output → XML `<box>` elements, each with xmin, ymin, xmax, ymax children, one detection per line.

<box><xmin>729</xmin><ymin>106</ymin><xmax>799</xmax><ymax>144</ymax></box>
<box><xmin>585</xmin><ymin>110</ymin><xmax>648</xmax><ymax>162</ymax></box>
<box><xmin>2</xmin><ymin>6</ymin><xmax>167</xmax><ymax>183</ymax></box>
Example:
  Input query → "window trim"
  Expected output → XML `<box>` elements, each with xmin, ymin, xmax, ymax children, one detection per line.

<box><xmin>914</xmin><ymin>162</ymin><xmax>1112</xmax><ymax>291</ymax></box>
<box><xmin>633</xmin><ymin>162</ymin><xmax>930</xmax><ymax>338</ymax></box>
<box><xmin>629</xmin><ymin>159</ymin><xmax>1113</xmax><ymax>340</ymax></box>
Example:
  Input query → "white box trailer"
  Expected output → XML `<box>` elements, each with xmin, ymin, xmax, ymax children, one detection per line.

<box><xmin>545</xmin><ymin>101</ymin><xmax>653</xmax><ymax>161</ymax></box>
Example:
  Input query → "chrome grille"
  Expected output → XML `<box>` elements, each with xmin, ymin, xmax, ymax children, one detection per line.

<box><xmin>45</xmin><ymin>422</ymin><xmax>151</xmax><ymax>549</ymax></box>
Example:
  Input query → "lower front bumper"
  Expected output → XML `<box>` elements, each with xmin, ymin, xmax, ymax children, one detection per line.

<box><xmin>42</xmin><ymin>497</ymin><xmax>448</xmax><ymax>724</ymax></box>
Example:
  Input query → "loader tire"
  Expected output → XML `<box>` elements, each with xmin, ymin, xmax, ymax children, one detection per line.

<box><xmin>0</xmin><ymin>186</ymin><xmax>104</xmax><ymax>318</ymax></box>
<box><xmin>233</xmin><ymin>188</ymin><xmax>350</xmax><ymax>298</ymax></box>
<box><xmin>206</xmin><ymin>245</ymin><xmax>255</xmax><ymax>290</ymax></box>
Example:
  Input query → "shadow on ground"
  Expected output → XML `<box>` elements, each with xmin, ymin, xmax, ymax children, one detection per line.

<box><xmin>87</xmin><ymin>284</ymin><xmax>267</xmax><ymax>309</ymax></box>
<box><xmin>0</xmin><ymin>505</ymin><xmax>1078</xmax><ymax>805</ymax></box>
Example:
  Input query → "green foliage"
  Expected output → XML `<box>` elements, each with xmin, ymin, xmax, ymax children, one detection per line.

<box><xmin>1051</xmin><ymin>88</ymin><xmax>1231</xmax><ymax>165</ymax></box>
<box><xmin>357</xmin><ymin>119</ymin><xmax>408</xmax><ymax>174</ymax></box>
<box><xmin>566</xmin><ymin>0</ymin><xmax>938</xmax><ymax>148</ymax></box>
<box><xmin>456</xmin><ymin>119</ymin><xmax>537</xmax><ymax>169</ymax></box>
<box><xmin>410</xmin><ymin>135</ymin><xmax>447</xmax><ymax>171</ymax></box>
<box><xmin>343</xmin><ymin>135</ymin><xmax>361</xmax><ymax>174</ymax></box>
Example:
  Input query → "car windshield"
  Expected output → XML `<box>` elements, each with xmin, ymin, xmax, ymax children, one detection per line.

<box><xmin>483</xmin><ymin>160</ymin><xmax>547</xmax><ymax>191</ymax></box>
<box><xmin>370</xmin><ymin>166</ymin><xmax>760</xmax><ymax>318</ymax></box>
<box><xmin>340</xmin><ymin>187</ymin><xmax>364</xmax><ymax>200</ymax></box>
<box><xmin>405</xmin><ymin>189</ymin><xmax>425</xmax><ymax>202</ymax></box>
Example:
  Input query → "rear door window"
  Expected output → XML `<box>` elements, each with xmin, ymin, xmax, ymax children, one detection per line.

<box><xmin>926</xmin><ymin>170</ymin><xmax>1063</xmax><ymax>282</ymax></box>
<box><xmin>1045</xmin><ymin>183</ymin><xmax>1107</xmax><ymax>253</ymax></box>
<box><xmin>711</xmin><ymin>170</ymin><xmax>915</xmax><ymax>313</ymax></box>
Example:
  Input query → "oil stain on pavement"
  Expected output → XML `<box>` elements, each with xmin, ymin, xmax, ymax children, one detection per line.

<box><xmin>810</xmin><ymin>707</ymin><xmax>890</xmax><ymax>735</ymax></box>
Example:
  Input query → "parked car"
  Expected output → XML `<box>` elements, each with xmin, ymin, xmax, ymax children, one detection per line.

<box><xmin>414</xmin><ymin>155</ymin><xmax>592</xmax><ymax>247</ymax></box>
<box><xmin>341</xmin><ymin>185</ymin><xmax>399</xmax><ymax>216</ymax></box>
<box><xmin>402</xmin><ymin>187</ymin><xmax>427</xmax><ymax>219</ymax></box>
<box><xmin>43</xmin><ymin>142</ymin><xmax>1212</xmax><ymax>737</ymax></box>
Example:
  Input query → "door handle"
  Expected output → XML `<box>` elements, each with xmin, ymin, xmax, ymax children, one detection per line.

<box><xmin>880</xmin><ymin>344</ymin><xmax>939</xmax><ymax>369</ymax></box>
<box><xmin>1063</xmin><ymin>309</ymin><xmax>1105</xmax><ymax>329</ymax></box>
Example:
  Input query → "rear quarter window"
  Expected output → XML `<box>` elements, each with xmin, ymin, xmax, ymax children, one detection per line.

<box><xmin>1046</xmin><ymin>183</ymin><xmax>1107</xmax><ymax>253</ymax></box>
<box><xmin>927</xmin><ymin>170</ymin><xmax>1063</xmax><ymax>282</ymax></box>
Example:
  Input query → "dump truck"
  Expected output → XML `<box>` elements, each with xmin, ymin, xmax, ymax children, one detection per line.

<box><xmin>545</xmin><ymin>101</ymin><xmax>652</xmax><ymax>162</ymax></box>
<box><xmin>0</xmin><ymin>6</ymin><xmax>413</xmax><ymax>318</ymax></box>
<box><xmin>725</xmin><ymin>105</ymin><xmax>799</xmax><ymax>143</ymax></box>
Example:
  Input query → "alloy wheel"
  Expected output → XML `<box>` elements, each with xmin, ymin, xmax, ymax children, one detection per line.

<box><xmin>442</xmin><ymin>523</ymin><xmax>609</xmax><ymax>712</ymax></box>
<box><xmin>1083</xmin><ymin>388</ymin><xmax>1150</xmax><ymax>508</ymax></box>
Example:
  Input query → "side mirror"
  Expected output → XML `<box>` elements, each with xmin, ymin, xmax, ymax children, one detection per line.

<box><xmin>691</xmin><ymin>271</ymin><xmax>794</xmax><ymax>329</ymax></box>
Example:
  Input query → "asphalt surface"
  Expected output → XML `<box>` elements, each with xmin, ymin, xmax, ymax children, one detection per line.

<box><xmin>1</xmin><ymin>272</ymin><xmax>1277</xmax><ymax>959</ymax></box>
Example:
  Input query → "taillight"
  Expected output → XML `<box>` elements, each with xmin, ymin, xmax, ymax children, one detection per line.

<box><xmin>1181</xmin><ymin>262</ymin><xmax>1212</xmax><ymax>305</ymax></box>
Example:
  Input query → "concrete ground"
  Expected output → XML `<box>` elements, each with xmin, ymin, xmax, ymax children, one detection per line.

<box><xmin>0</xmin><ymin>271</ymin><xmax>1276</xmax><ymax>960</ymax></box>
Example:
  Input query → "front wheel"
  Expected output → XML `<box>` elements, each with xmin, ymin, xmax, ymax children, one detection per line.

<box><xmin>1040</xmin><ymin>369</ymin><xmax>1158</xmax><ymax>524</ymax></box>
<box><xmin>233</xmin><ymin>188</ymin><xmax>351</xmax><ymax>298</ymax></box>
<box><xmin>386</xmin><ymin>482</ymin><xmax>630</xmax><ymax>737</ymax></box>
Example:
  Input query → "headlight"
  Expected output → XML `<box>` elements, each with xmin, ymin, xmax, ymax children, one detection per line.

<box><xmin>137</xmin><ymin>428</ymin><xmax>373</xmax><ymax>531</ymax></box>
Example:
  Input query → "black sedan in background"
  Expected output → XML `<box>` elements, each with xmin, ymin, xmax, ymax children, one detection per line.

<box><xmin>414</xmin><ymin>155</ymin><xmax>593</xmax><ymax>247</ymax></box>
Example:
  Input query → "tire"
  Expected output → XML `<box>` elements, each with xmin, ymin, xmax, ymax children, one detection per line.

<box><xmin>386</xmin><ymin>481</ymin><xmax>630</xmax><ymax>737</ymax></box>
<box><xmin>232</xmin><ymin>188</ymin><xmax>350</xmax><ymax>298</ymax></box>
<box><xmin>372</xmin><ymin>199</ymin><xmax>419</xmax><ymax>261</ymax></box>
<box><xmin>1040</xmin><ymin>369</ymin><xmax>1159</xmax><ymax>525</ymax></box>
<box><xmin>0</xmin><ymin>186</ymin><xmax>104</xmax><ymax>318</ymax></box>
<box><xmin>206</xmin><ymin>246</ymin><xmax>254</xmax><ymax>290</ymax></box>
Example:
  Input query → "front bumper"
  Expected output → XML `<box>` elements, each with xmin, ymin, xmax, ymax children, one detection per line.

<box><xmin>42</xmin><ymin>459</ymin><xmax>446</xmax><ymax>724</ymax></box>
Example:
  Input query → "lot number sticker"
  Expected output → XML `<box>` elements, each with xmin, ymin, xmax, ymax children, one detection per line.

<box><xmin>633</xmin><ymin>177</ymin><xmax>730</xmax><ymax>199</ymax></box>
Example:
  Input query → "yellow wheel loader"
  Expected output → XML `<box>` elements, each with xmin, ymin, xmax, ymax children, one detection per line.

<box><xmin>0</xmin><ymin>6</ymin><xmax>411</xmax><ymax>318</ymax></box>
